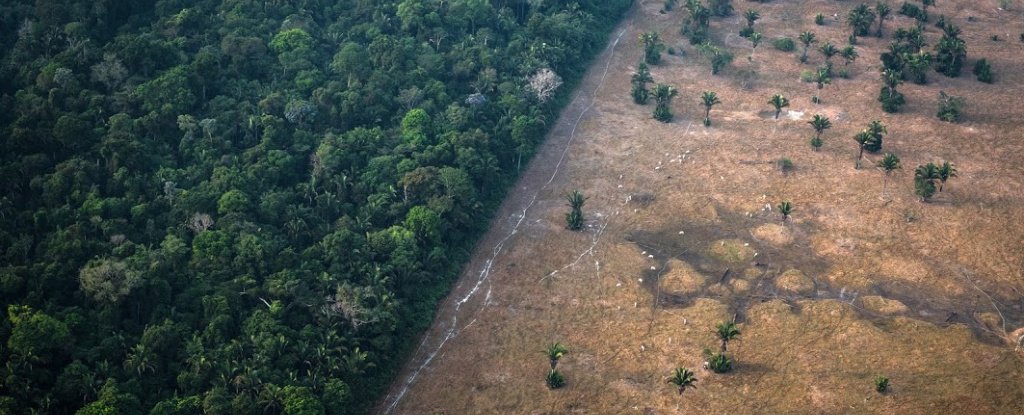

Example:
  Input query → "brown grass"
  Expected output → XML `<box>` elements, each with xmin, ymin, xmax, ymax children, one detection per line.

<box><xmin>382</xmin><ymin>1</ymin><xmax>1024</xmax><ymax>413</ymax></box>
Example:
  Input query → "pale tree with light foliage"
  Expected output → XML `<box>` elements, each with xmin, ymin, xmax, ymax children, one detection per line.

<box><xmin>79</xmin><ymin>258</ymin><xmax>142</xmax><ymax>304</ymax></box>
<box><xmin>528</xmin><ymin>68</ymin><xmax>563</xmax><ymax>103</ymax></box>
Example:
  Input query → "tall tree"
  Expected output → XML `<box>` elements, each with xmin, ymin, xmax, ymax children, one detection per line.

<box><xmin>667</xmin><ymin>368</ymin><xmax>698</xmax><ymax>395</ymax></box>
<box><xmin>631</xmin><ymin>62</ymin><xmax>654</xmax><ymax>104</ymax></box>
<box><xmin>768</xmin><ymin>94</ymin><xmax>790</xmax><ymax>119</ymax></box>
<box><xmin>936</xmin><ymin>161</ymin><xmax>958</xmax><ymax>191</ymax></box>
<box><xmin>700</xmin><ymin>91</ymin><xmax>722</xmax><ymax>126</ymax></box>
<box><xmin>876</xmin><ymin>1</ymin><xmax>892</xmax><ymax>37</ymax></box>
<box><xmin>914</xmin><ymin>163</ymin><xmax>941</xmax><ymax>201</ymax></box>
<box><xmin>877</xmin><ymin>152</ymin><xmax>902</xmax><ymax>199</ymax></box>
<box><xmin>799</xmin><ymin>31</ymin><xmax>817</xmax><ymax>63</ymax></box>
<box><xmin>808</xmin><ymin>114</ymin><xmax>832</xmax><ymax>151</ymax></box>
<box><xmin>640</xmin><ymin>32</ymin><xmax>665</xmax><ymax>65</ymax></box>
<box><xmin>847</xmin><ymin>4</ymin><xmax>876</xmax><ymax>44</ymax></box>
<box><xmin>653</xmin><ymin>84</ymin><xmax>679</xmax><ymax>122</ymax></box>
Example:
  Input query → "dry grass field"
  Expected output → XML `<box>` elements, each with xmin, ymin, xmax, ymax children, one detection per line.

<box><xmin>381</xmin><ymin>0</ymin><xmax>1024</xmax><ymax>413</ymax></box>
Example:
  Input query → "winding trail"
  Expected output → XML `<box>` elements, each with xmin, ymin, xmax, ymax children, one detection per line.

<box><xmin>380</xmin><ymin>14</ymin><xmax>634</xmax><ymax>415</ymax></box>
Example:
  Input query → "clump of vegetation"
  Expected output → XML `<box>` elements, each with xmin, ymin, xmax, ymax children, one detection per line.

<box><xmin>664</xmin><ymin>0</ymin><xmax>679</xmax><ymax>12</ymax></box>
<box><xmin>741</xmin><ymin>9</ymin><xmax>760</xmax><ymax>38</ymax></box>
<box><xmin>566</xmin><ymin>191</ymin><xmax>587</xmax><ymax>230</ymax></box>
<box><xmin>698</xmin><ymin>42</ymin><xmax>735</xmax><ymax>75</ymax></box>
<box><xmin>700</xmin><ymin>91</ymin><xmax>722</xmax><ymax>127</ymax></box>
<box><xmin>546</xmin><ymin>369</ymin><xmax>566</xmax><ymax>389</ymax></box>
<box><xmin>937</xmin><ymin>91</ymin><xmax>965</xmax><ymax>122</ymax></box>
<box><xmin>808</xmin><ymin>114</ymin><xmax>832</xmax><ymax>151</ymax></box>
<box><xmin>973</xmin><ymin>59</ymin><xmax>993</xmax><ymax>83</ymax></box>
<box><xmin>810</xmin><ymin>136</ymin><xmax>824</xmax><ymax>150</ymax></box>
<box><xmin>879</xmin><ymin>69</ymin><xmax>906</xmax><ymax>113</ymax></box>
<box><xmin>875</xmin><ymin>376</ymin><xmax>890</xmax><ymax>393</ymax></box>
<box><xmin>640</xmin><ymin>32</ymin><xmax>665</xmax><ymax>65</ymax></box>
<box><xmin>768</xmin><ymin>94</ymin><xmax>790</xmax><ymax>119</ymax></box>
<box><xmin>545</xmin><ymin>342</ymin><xmax>568</xmax><ymax>369</ymax></box>
<box><xmin>631</xmin><ymin>63</ymin><xmax>654</xmax><ymax>104</ymax></box>
<box><xmin>777</xmin><ymin>201</ymin><xmax>793</xmax><ymax>221</ymax></box>
<box><xmin>773</xmin><ymin>37</ymin><xmax>796</xmax><ymax>51</ymax></box>
<box><xmin>815</xmin><ymin>13</ymin><xmax>826</xmax><ymax>25</ymax></box>
<box><xmin>914</xmin><ymin>162</ymin><xmax>956</xmax><ymax>201</ymax></box>
<box><xmin>682</xmin><ymin>0</ymin><xmax>712</xmax><ymax>44</ymax></box>
<box><xmin>854</xmin><ymin>121</ymin><xmax>886</xmax><ymax>167</ymax></box>
<box><xmin>935</xmin><ymin>24</ymin><xmax>967</xmax><ymax>77</ymax></box>
<box><xmin>667</xmin><ymin>368</ymin><xmax>698</xmax><ymax>395</ymax></box>
<box><xmin>899</xmin><ymin>2</ymin><xmax>927</xmax><ymax>22</ymax></box>
<box><xmin>653</xmin><ymin>84</ymin><xmax>680</xmax><ymax>122</ymax></box>
<box><xmin>704</xmin><ymin>349</ymin><xmax>734</xmax><ymax>373</ymax></box>
<box><xmin>847</xmin><ymin>4</ymin><xmax>876</xmax><ymax>44</ymax></box>
<box><xmin>709</xmin><ymin>0</ymin><xmax>735</xmax><ymax>17</ymax></box>
<box><xmin>875</xmin><ymin>1</ymin><xmax>892</xmax><ymax>37</ymax></box>
<box><xmin>798</xmin><ymin>31</ymin><xmax>816</xmax><ymax>62</ymax></box>
<box><xmin>778</xmin><ymin>157</ymin><xmax>794</xmax><ymax>173</ymax></box>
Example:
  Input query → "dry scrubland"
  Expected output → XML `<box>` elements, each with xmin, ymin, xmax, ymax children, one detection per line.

<box><xmin>384</xmin><ymin>0</ymin><xmax>1024</xmax><ymax>413</ymax></box>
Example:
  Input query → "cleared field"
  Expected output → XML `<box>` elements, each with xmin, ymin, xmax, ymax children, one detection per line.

<box><xmin>383</xmin><ymin>1</ymin><xmax>1024</xmax><ymax>413</ymax></box>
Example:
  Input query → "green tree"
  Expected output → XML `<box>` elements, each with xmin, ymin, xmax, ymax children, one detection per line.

<box><xmin>937</xmin><ymin>91</ymin><xmax>965</xmax><ymax>122</ymax></box>
<box><xmin>667</xmin><ymin>368</ymin><xmax>698</xmax><ymax>395</ymax></box>
<box><xmin>799</xmin><ymin>31</ymin><xmax>817</xmax><ymax>62</ymax></box>
<box><xmin>914</xmin><ymin>163</ymin><xmax>941</xmax><ymax>201</ymax></box>
<box><xmin>631</xmin><ymin>62</ymin><xmax>654</xmax><ymax>104</ymax></box>
<box><xmin>715</xmin><ymin>321</ymin><xmax>741</xmax><ymax>352</ymax></box>
<box><xmin>768</xmin><ymin>94</ymin><xmax>790</xmax><ymax>119</ymax></box>
<box><xmin>566</xmin><ymin>190</ymin><xmax>587</xmax><ymax>230</ymax></box>
<box><xmin>808</xmin><ymin>114</ymin><xmax>832</xmax><ymax>151</ymax></box>
<box><xmin>865</xmin><ymin>120</ymin><xmax>886</xmax><ymax>153</ymax></box>
<box><xmin>777</xmin><ymin>201</ymin><xmax>793</xmax><ymax>221</ymax></box>
<box><xmin>700</xmin><ymin>90</ymin><xmax>721</xmax><ymax>126</ymax></box>
<box><xmin>973</xmin><ymin>59</ymin><xmax>993</xmax><ymax>83</ymax></box>
<box><xmin>937</xmin><ymin>161</ymin><xmax>957</xmax><ymax>191</ymax></box>
<box><xmin>878</xmin><ymin>69</ymin><xmax>906</xmax><ymax>113</ymax></box>
<box><xmin>698</xmin><ymin>42</ymin><xmax>734</xmax><ymax>75</ymax></box>
<box><xmin>7</xmin><ymin>305</ymin><xmax>71</xmax><ymax>361</ymax></box>
<box><xmin>653</xmin><ymin>84</ymin><xmax>679</xmax><ymax>122</ymax></box>
<box><xmin>640</xmin><ymin>32</ymin><xmax>665</xmax><ymax>65</ymax></box>
<box><xmin>935</xmin><ymin>25</ymin><xmax>966</xmax><ymax>77</ymax></box>
<box><xmin>545</xmin><ymin>342</ymin><xmax>569</xmax><ymax>369</ymax></box>
<box><xmin>877</xmin><ymin>152</ymin><xmax>902</xmax><ymax>199</ymax></box>
<box><xmin>847</xmin><ymin>4</ymin><xmax>876</xmax><ymax>43</ymax></box>
<box><xmin>841</xmin><ymin>45</ymin><xmax>859</xmax><ymax>66</ymax></box>
<box><xmin>875</xmin><ymin>1</ymin><xmax>892</xmax><ymax>37</ymax></box>
<box><xmin>546</xmin><ymin>369</ymin><xmax>566</xmax><ymax>389</ymax></box>
<box><xmin>818</xmin><ymin>41</ymin><xmax>838</xmax><ymax>66</ymax></box>
<box><xmin>744</xmin><ymin>9</ymin><xmax>761</xmax><ymax>29</ymax></box>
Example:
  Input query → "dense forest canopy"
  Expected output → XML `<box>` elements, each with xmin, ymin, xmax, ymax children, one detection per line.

<box><xmin>0</xmin><ymin>0</ymin><xmax>631</xmax><ymax>413</ymax></box>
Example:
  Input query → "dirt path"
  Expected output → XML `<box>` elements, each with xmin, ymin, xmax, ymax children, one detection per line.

<box><xmin>381</xmin><ymin>0</ymin><xmax>1024</xmax><ymax>413</ymax></box>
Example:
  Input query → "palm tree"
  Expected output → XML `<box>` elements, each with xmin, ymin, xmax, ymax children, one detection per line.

<box><xmin>847</xmin><ymin>4</ymin><xmax>876</xmax><ymax>44</ymax></box>
<box><xmin>640</xmin><ymin>32</ymin><xmax>664</xmax><ymax>65</ymax></box>
<box><xmin>914</xmin><ymin>163</ymin><xmax>940</xmax><ymax>201</ymax></box>
<box><xmin>840</xmin><ymin>45</ymin><xmax>858</xmax><ymax>66</ymax></box>
<box><xmin>799</xmin><ymin>31</ymin><xmax>817</xmax><ymax>62</ymax></box>
<box><xmin>700</xmin><ymin>91</ymin><xmax>721</xmax><ymax>126</ymax></box>
<box><xmin>750</xmin><ymin>31</ymin><xmax>763</xmax><ymax>59</ymax></box>
<box><xmin>866</xmin><ymin>120</ymin><xmax>886</xmax><ymax>152</ymax></box>
<box><xmin>566</xmin><ymin>190</ymin><xmax>586</xmax><ymax>230</ymax></box>
<box><xmin>715</xmin><ymin>322</ymin><xmax>741</xmax><ymax>352</ymax></box>
<box><xmin>653</xmin><ymin>84</ymin><xmax>679</xmax><ymax>122</ymax></box>
<box><xmin>777</xmin><ymin>201</ymin><xmax>793</xmax><ymax>221</ymax></box>
<box><xmin>631</xmin><ymin>62</ymin><xmax>654</xmax><ymax>104</ymax></box>
<box><xmin>545</xmin><ymin>342</ymin><xmax>568</xmax><ymax>369</ymax></box>
<box><xmin>667</xmin><ymin>368</ymin><xmax>698</xmax><ymax>395</ymax></box>
<box><xmin>876</xmin><ymin>1</ymin><xmax>892</xmax><ymax>37</ymax></box>
<box><xmin>744</xmin><ymin>9</ymin><xmax>760</xmax><ymax>29</ymax></box>
<box><xmin>768</xmin><ymin>94</ymin><xmax>789</xmax><ymax>119</ymax></box>
<box><xmin>818</xmin><ymin>41</ymin><xmax>838</xmax><ymax>66</ymax></box>
<box><xmin>877</xmin><ymin>152</ymin><xmax>902</xmax><ymax>199</ymax></box>
<box><xmin>853</xmin><ymin>131</ymin><xmax>873</xmax><ymax>168</ymax></box>
<box><xmin>936</xmin><ymin>161</ymin><xmax>957</xmax><ymax>191</ymax></box>
<box><xmin>808</xmin><ymin>114</ymin><xmax>831</xmax><ymax>144</ymax></box>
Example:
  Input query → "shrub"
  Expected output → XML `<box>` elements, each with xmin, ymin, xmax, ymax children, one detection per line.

<box><xmin>799</xmin><ymin>69</ymin><xmax>814</xmax><ymax>83</ymax></box>
<box><xmin>973</xmin><ymin>59</ymin><xmax>993</xmax><ymax>83</ymax></box>
<box><xmin>739</xmin><ymin>26</ymin><xmax>755</xmax><ymax>38</ymax></box>
<box><xmin>773</xmin><ymin>37</ymin><xmax>796</xmax><ymax>51</ymax></box>
<box><xmin>899</xmin><ymin>2</ymin><xmax>927</xmax><ymax>21</ymax></box>
<box><xmin>809</xmin><ymin>136</ymin><xmax>823</xmax><ymax>150</ymax></box>
<box><xmin>838</xmin><ymin>68</ymin><xmax>849</xmax><ymax>78</ymax></box>
<box><xmin>937</xmin><ymin>91</ymin><xmax>965</xmax><ymax>122</ymax></box>
<box><xmin>815</xmin><ymin>13</ymin><xmax>825</xmax><ymax>25</ymax></box>
<box><xmin>777</xmin><ymin>157</ymin><xmax>794</xmax><ymax>172</ymax></box>
<box><xmin>546</xmin><ymin>369</ymin><xmax>566</xmax><ymax>389</ymax></box>
<box><xmin>875</xmin><ymin>376</ymin><xmax>890</xmax><ymax>393</ymax></box>
<box><xmin>705</xmin><ymin>350</ymin><xmax>733</xmax><ymax>373</ymax></box>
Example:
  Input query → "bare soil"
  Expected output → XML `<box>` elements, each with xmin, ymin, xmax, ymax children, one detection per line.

<box><xmin>381</xmin><ymin>1</ymin><xmax>1024</xmax><ymax>413</ymax></box>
